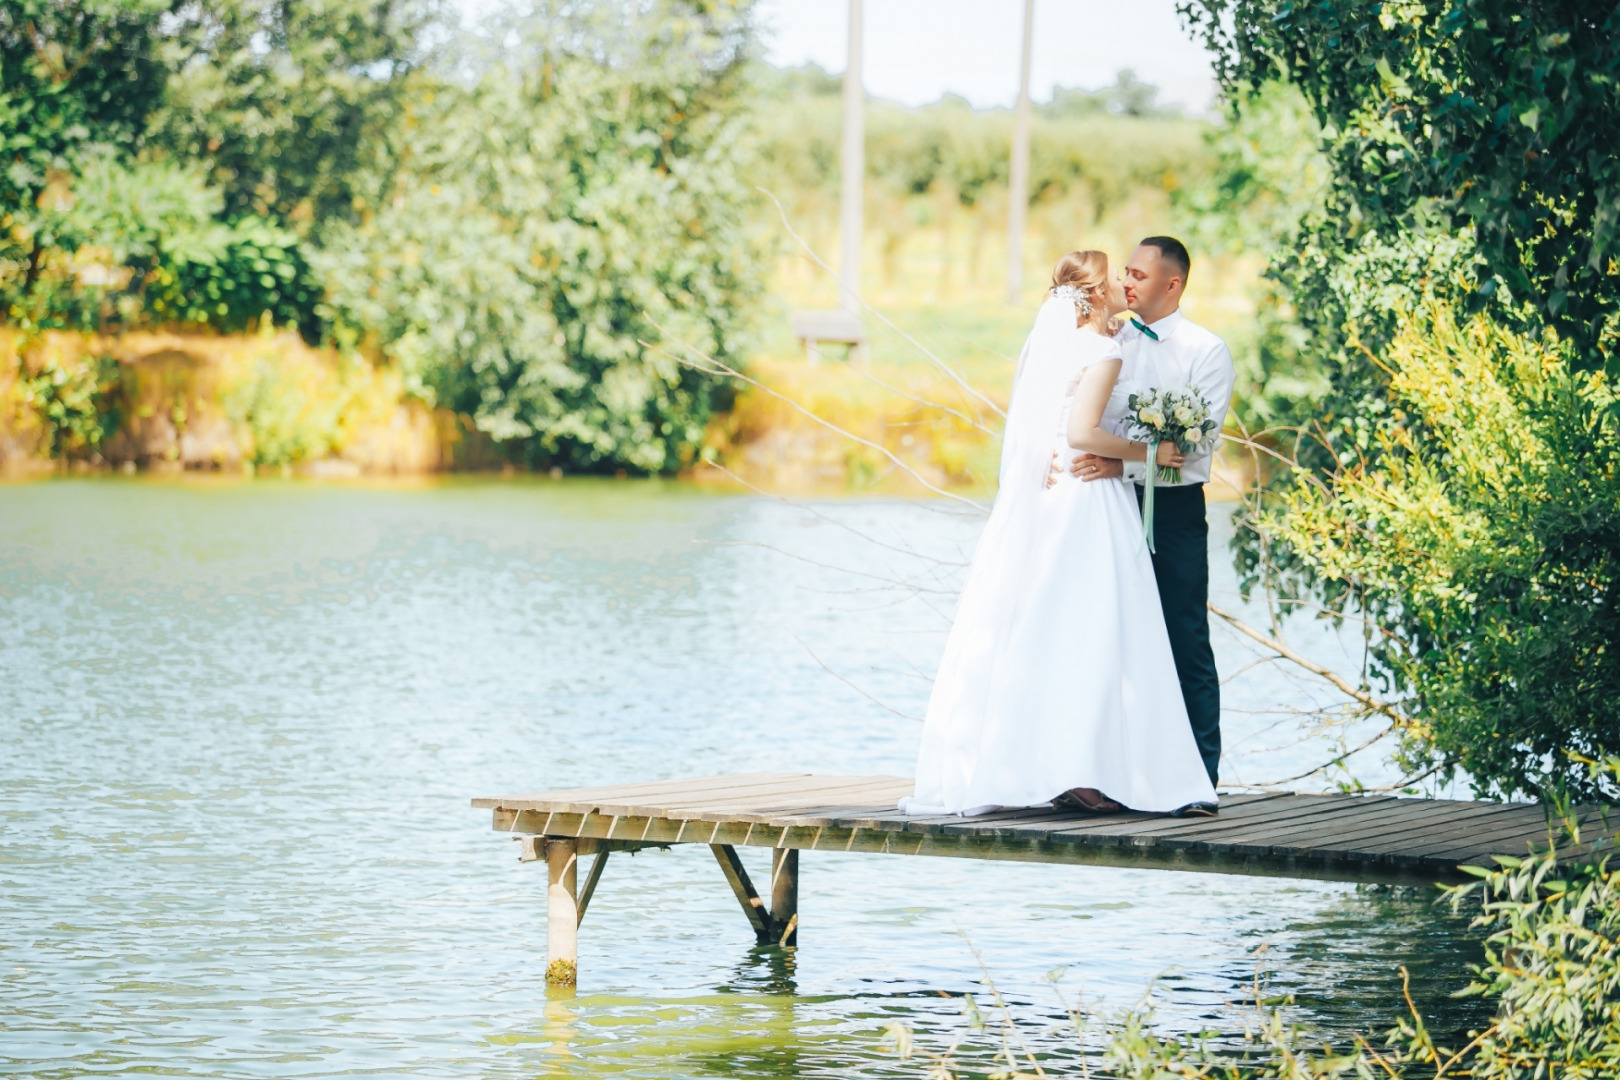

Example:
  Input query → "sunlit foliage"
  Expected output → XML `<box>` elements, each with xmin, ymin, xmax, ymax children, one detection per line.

<box><xmin>1184</xmin><ymin>0</ymin><xmax>1620</xmax><ymax>365</ymax></box>
<box><xmin>1264</xmin><ymin>309</ymin><xmax>1620</xmax><ymax>800</ymax></box>
<box><xmin>318</xmin><ymin>1</ymin><xmax>763</xmax><ymax>472</ymax></box>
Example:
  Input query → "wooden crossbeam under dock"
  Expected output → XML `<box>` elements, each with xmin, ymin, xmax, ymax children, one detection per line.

<box><xmin>473</xmin><ymin>772</ymin><xmax>1613</xmax><ymax>986</ymax></box>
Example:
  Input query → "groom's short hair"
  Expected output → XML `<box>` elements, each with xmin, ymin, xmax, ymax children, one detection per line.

<box><xmin>1139</xmin><ymin>236</ymin><xmax>1191</xmax><ymax>282</ymax></box>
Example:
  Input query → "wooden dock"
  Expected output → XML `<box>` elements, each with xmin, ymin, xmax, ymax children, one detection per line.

<box><xmin>473</xmin><ymin>772</ymin><xmax>1610</xmax><ymax>986</ymax></box>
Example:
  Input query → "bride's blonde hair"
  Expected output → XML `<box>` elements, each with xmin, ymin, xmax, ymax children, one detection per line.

<box><xmin>1050</xmin><ymin>250</ymin><xmax>1112</xmax><ymax>331</ymax></box>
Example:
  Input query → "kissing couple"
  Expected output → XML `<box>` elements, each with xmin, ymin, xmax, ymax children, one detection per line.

<box><xmin>900</xmin><ymin>237</ymin><xmax>1233</xmax><ymax>819</ymax></box>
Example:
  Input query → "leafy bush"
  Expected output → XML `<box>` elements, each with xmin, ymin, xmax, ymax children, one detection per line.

<box><xmin>0</xmin><ymin>0</ymin><xmax>169</xmax><ymax>208</ymax></box>
<box><xmin>0</xmin><ymin>151</ymin><xmax>316</xmax><ymax>335</ymax></box>
<box><xmin>1177</xmin><ymin>3</ymin><xmax>1620</xmax><ymax>796</ymax></box>
<box><xmin>222</xmin><ymin>352</ymin><xmax>348</xmax><ymax>467</ymax></box>
<box><xmin>317</xmin><ymin>1</ymin><xmax>763</xmax><ymax>473</ymax></box>
<box><xmin>1260</xmin><ymin>308</ymin><xmax>1620</xmax><ymax>801</ymax></box>
<box><xmin>1171</xmin><ymin>80</ymin><xmax>1332</xmax><ymax>427</ymax></box>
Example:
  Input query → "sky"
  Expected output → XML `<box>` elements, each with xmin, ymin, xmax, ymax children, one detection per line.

<box><xmin>756</xmin><ymin>0</ymin><xmax>1220</xmax><ymax>113</ymax></box>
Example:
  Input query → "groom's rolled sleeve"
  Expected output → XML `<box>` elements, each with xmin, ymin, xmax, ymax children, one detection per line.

<box><xmin>1181</xmin><ymin>340</ymin><xmax>1235</xmax><ymax>482</ymax></box>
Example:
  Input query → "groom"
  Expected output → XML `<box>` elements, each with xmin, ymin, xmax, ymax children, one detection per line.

<box><xmin>1071</xmin><ymin>236</ymin><xmax>1234</xmax><ymax>806</ymax></box>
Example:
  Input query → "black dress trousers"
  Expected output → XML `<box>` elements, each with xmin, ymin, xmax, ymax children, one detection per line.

<box><xmin>1135</xmin><ymin>482</ymin><xmax>1221</xmax><ymax>786</ymax></box>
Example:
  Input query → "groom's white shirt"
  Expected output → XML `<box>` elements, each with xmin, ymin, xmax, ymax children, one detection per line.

<box><xmin>1118</xmin><ymin>309</ymin><xmax>1235</xmax><ymax>488</ymax></box>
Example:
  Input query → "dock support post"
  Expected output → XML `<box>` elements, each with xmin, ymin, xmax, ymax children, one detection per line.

<box><xmin>711</xmin><ymin>843</ymin><xmax>773</xmax><ymax>944</ymax></box>
<box><xmin>770</xmin><ymin>848</ymin><xmax>798</xmax><ymax>947</ymax></box>
<box><xmin>576</xmin><ymin>849</ymin><xmax>609</xmax><ymax>928</ymax></box>
<box><xmin>545</xmin><ymin>838</ymin><xmax>578</xmax><ymax>987</ymax></box>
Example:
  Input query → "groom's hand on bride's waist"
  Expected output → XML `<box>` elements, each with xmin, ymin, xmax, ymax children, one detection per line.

<box><xmin>1071</xmin><ymin>453</ymin><xmax>1123</xmax><ymax>482</ymax></box>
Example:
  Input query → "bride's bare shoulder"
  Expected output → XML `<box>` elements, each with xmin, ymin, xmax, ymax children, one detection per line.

<box><xmin>1077</xmin><ymin>325</ymin><xmax>1124</xmax><ymax>351</ymax></box>
<box><xmin>1077</xmin><ymin>318</ymin><xmax>1125</xmax><ymax>340</ymax></box>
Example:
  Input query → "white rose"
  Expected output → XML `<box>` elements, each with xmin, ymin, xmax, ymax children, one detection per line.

<box><xmin>1173</xmin><ymin>405</ymin><xmax>1193</xmax><ymax>424</ymax></box>
<box><xmin>1140</xmin><ymin>408</ymin><xmax>1164</xmax><ymax>427</ymax></box>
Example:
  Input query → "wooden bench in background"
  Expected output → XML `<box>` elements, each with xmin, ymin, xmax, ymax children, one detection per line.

<box><xmin>791</xmin><ymin>308</ymin><xmax>868</xmax><ymax>364</ymax></box>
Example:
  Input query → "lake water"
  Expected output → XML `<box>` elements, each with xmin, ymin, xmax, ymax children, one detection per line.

<box><xmin>1</xmin><ymin>478</ymin><xmax>1489</xmax><ymax>1078</ymax></box>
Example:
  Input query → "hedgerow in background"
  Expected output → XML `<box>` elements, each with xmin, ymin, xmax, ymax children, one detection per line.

<box><xmin>318</xmin><ymin>0</ymin><xmax>763</xmax><ymax>473</ymax></box>
<box><xmin>0</xmin><ymin>0</ymin><xmax>370</xmax><ymax>338</ymax></box>
<box><xmin>0</xmin><ymin>0</ymin><xmax>170</xmax><ymax>209</ymax></box>
<box><xmin>755</xmin><ymin>65</ymin><xmax>1211</xmax><ymax>289</ymax></box>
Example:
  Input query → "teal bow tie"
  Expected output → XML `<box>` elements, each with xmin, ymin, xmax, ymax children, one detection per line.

<box><xmin>1131</xmin><ymin>318</ymin><xmax>1159</xmax><ymax>341</ymax></box>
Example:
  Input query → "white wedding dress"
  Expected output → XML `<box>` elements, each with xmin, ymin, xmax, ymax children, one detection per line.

<box><xmin>900</xmin><ymin>297</ymin><xmax>1218</xmax><ymax>816</ymax></box>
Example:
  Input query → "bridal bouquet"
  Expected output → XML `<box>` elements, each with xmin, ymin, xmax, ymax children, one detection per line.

<box><xmin>1125</xmin><ymin>386</ymin><xmax>1218</xmax><ymax>552</ymax></box>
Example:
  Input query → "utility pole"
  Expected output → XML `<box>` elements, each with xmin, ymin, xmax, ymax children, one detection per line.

<box><xmin>1006</xmin><ymin>0</ymin><xmax>1035</xmax><ymax>304</ymax></box>
<box><xmin>839</xmin><ymin>0</ymin><xmax>865</xmax><ymax>315</ymax></box>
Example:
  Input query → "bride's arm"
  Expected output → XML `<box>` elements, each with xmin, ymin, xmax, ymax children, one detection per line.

<box><xmin>1065</xmin><ymin>360</ymin><xmax>1184</xmax><ymax>467</ymax></box>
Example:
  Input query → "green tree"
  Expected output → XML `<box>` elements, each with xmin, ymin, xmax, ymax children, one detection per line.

<box><xmin>2</xmin><ymin>147</ymin><xmax>313</xmax><ymax>333</ymax></box>
<box><xmin>146</xmin><ymin>0</ymin><xmax>437</xmax><ymax>233</ymax></box>
<box><xmin>317</xmin><ymin>0</ymin><xmax>763</xmax><ymax>473</ymax></box>
<box><xmin>1183</xmin><ymin>0</ymin><xmax>1620</xmax><ymax>366</ymax></box>
<box><xmin>1175</xmin><ymin>1</ymin><xmax>1620</xmax><ymax>798</ymax></box>
<box><xmin>0</xmin><ymin>0</ymin><xmax>172</xmax><ymax>207</ymax></box>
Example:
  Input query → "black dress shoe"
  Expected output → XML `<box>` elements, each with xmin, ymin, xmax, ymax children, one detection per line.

<box><xmin>1170</xmin><ymin>801</ymin><xmax>1219</xmax><ymax>818</ymax></box>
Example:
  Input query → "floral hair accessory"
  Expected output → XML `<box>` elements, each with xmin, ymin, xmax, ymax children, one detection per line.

<box><xmin>1051</xmin><ymin>283</ymin><xmax>1093</xmax><ymax>319</ymax></box>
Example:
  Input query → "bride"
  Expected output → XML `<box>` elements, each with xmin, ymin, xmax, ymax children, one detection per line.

<box><xmin>899</xmin><ymin>250</ymin><xmax>1218</xmax><ymax>817</ymax></box>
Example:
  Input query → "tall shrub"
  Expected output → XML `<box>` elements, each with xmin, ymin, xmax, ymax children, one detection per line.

<box><xmin>1266</xmin><ymin>308</ymin><xmax>1620</xmax><ymax>800</ymax></box>
<box><xmin>318</xmin><ymin>0</ymin><xmax>762</xmax><ymax>473</ymax></box>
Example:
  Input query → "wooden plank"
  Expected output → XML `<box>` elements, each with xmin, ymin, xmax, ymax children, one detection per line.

<box><xmin>1218</xmin><ymin>797</ymin><xmax>1499</xmax><ymax>845</ymax></box>
<box><xmin>496</xmin><ymin>794</ymin><xmax>1505</xmax><ymax>875</ymax></box>
<box><xmin>495</xmin><ymin>807</ymin><xmax>1467</xmax><ymax>886</ymax></box>
<box><xmin>1404</xmin><ymin>818</ymin><xmax>1575</xmax><ymax>863</ymax></box>
<box><xmin>478</xmin><ymin>775</ymin><xmax>1617</xmax><ymax>891</ymax></box>
<box><xmin>553</xmin><ymin>775</ymin><xmax>858</xmax><ymax>814</ymax></box>
<box><xmin>482</xmin><ymin>772</ymin><xmax>902</xmax><ymax>817</ymax></box>
<box><xmin>1295</xmin><ymin>803</ymin><xmax>1551</xmax><ymax>859</ymax></box>
<box><xmin>710</xmin><ymin>843</ymin><xmax>772</xmax><ymax>943</ymax></box>
<box><xmin>1038</xmin><ymin>797</ymin><xmax>1385</xmax><ymax>857</ymax></box>
<box><xmin>755</xmin><ymin>803</ymin><xmax>920</xmax><ymax>829</ymax></box>
<box><xmin>661</xmin><ymin>777</ymin><xmax>914</xmax><ymax>817</ymax></box>
<box><xmin>1341</xmin><ymin>805</ymin><xmax>1553</xmax><ymax>857</ymax></box>
<box><xmin>1029</xmin><ymin>792</ymin><xmax>1312</xmax><ymax>844</ymax></box>
<box><xmin>896</xmin><ymin>794</ymin><xmax>1276</xmax><ymax>843</ymax></box>
<box><xmin>588</xmin><ymin>776</ymin><xmax>910</xmax><ymax>819</ymax></box>
<box><xmin>1044</xmin><ymin>794</ymin><xmax>1352</xmax><ymax>844</ymax></box>
<box><xmin>473</xmin><ymin>772</ymin><xmax>798</xmax><ymax>810</ymax></box>
<box><xmin>1192</xmin><ymin>798</ymin><xmax>1493</xmax><ymax>854</ymax></box>
<box><xmin>905</xmin><ymin>793</ymin><xmax>1288</xmax><ymax>840</ymax></box>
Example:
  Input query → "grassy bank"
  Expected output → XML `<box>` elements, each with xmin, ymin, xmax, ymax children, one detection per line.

<box><xmin>0</xmin><ymin>328</ymin><xmax>447</xmax><ymax>477</ymax></box>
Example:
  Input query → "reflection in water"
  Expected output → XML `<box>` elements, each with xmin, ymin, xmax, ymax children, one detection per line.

<box><xmin>545</xmin><ymin>987</ymin><xmax>579</xmax><ymax>1060</ymax></box>
<box><xmin>0</xmin><ymin>478</ymin><xmax>1488</xmax><ymax>1078</ymax></box>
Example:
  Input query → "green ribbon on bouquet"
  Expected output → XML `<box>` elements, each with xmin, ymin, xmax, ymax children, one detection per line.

<box><xmin>1140</xmin><ymin>443</ymin><xmax>1188</xmax><ymax>554</ymax></box>
<box><xmin>1142</xmin><ymin>438</ymin><xmax>1158</xmax><ymax>554</ymax></box>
